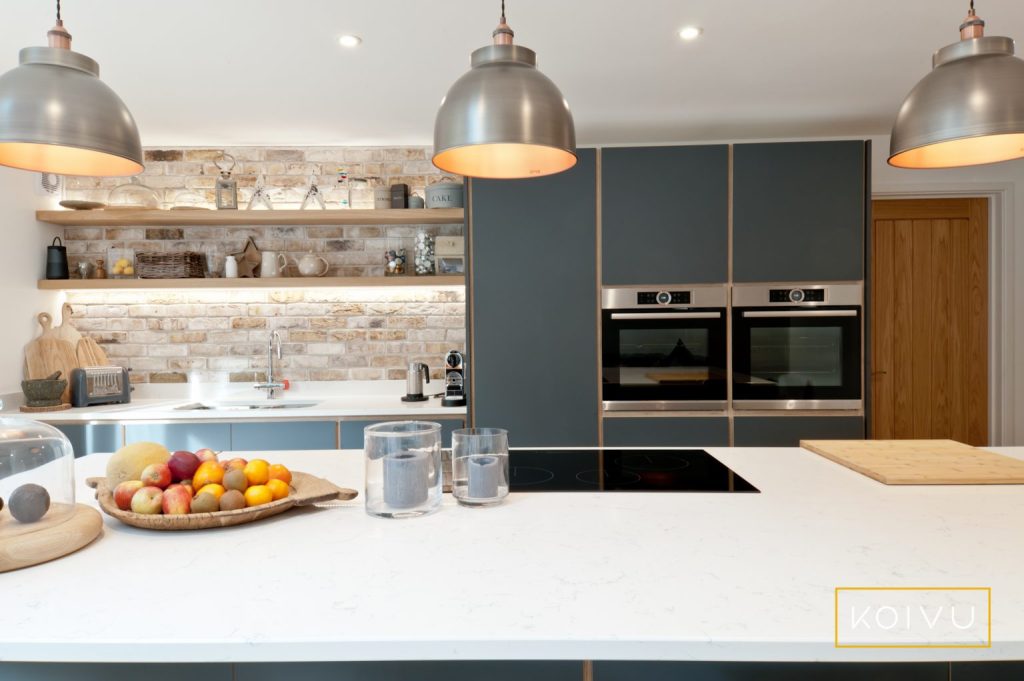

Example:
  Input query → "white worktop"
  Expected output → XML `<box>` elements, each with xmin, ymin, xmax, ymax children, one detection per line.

<box><xmin>0</xmin><ymin>380</ymin><xmax>465</xmax><ymax>422</ymax></box>
<box><xmin>2</xmin><ymin>446</ymin><xmax>1023</xmax><ymax>664</ymax></box>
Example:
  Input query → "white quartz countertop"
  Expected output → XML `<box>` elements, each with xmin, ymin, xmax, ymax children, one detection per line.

<box><xmin>2</xmin><ymin>446</ymin><xmax>1023</xmax><ymax>663</ymax></box>
<box><xmin>0</xmin><ymin>380</ymin><xmax>465</xmax><ymax>422</ymax></box>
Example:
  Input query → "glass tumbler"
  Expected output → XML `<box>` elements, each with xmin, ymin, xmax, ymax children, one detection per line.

<box><xmin>364</xmin><ymin>421</ymin><xmax>442</xmax><ymax>518</ymax></box>
<box><xmin>452</xmin><ymin>428</ymin><xmax>509</xmax><ymax>507</ymax></box>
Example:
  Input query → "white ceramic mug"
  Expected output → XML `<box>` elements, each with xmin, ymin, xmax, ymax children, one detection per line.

<box><xmin>260</xmin><ymin>251</ymin><xmax>288</xmax><ymax>278</ymax></box>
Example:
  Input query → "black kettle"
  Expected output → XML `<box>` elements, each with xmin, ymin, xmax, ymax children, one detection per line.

<box><xmin>46</xmin><ymin>236</ymin><xmax>70</xmax><ymax>280</ymax></box>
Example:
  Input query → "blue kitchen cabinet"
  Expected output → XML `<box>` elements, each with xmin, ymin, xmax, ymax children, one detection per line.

<box><xmin>53</xmin><ymin>423</ymin><xmax>122</xmax><ymax>457</ymax></box>
<box><xmin>733</xmin><ymin>416</ymin><xmax>865</xmax><ymax>447</ymax></box>
<box><xmin>123</xmin><ymin>423</ymin><xmax>231</xmax><ymax>453</ymax></box>
<box><xmin>340</xmin><ymin>418</ymin><xmax>466</xmax><ymax>450</ymax></box>
<box><xmin>0</xmin><ymin>664</ymin><xmax>230</xmax><ymax>681</ymax></box>
<box><xmin>593</xmin><ymin>661</ymin><xmax>946</xmax><ymax>681</ymax></box>
<box><xmin>603</xmin><ymin>417</ymin><xmax>729</xmax><ymax>447</ymax></box>
<box><xmin>236</xmin><ymin>661</ymin><xmax>582</xmax><ymax>681</ymax></box>
<box><xmin>230</xmin><ymin>421</ymin><xmax>337</xmax><ymax>451</ymax></box>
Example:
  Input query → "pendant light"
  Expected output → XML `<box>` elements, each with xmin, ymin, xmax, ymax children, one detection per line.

<box><xmin>889</xmin><ymin>2</ymin><xmax>1024</xmax><ymax>169</ymax></box>
<box><xmin>0</xmin><ymin>1</ymin><xmax>143</xmax><ymax>176</ymax></box>
<box><xmin>433</xmin><ymin>1</ymin><xmax>576</xmax><ymax>179</ymax></box>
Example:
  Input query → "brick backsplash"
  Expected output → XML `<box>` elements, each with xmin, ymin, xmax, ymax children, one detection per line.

<box><xmin>61</xmin><ymin>146</ymin><xmax>465</xmax><ymax>384</ymax></box>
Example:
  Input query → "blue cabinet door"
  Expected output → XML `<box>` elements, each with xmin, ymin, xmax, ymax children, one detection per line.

<box><xmin>230</xmin><ymin>421</ymin><xmax>337</xmax><ymax>451</ymax></box>
<box><xmin>124</xmin><ymin>423</ymin><xmax>232</xmax><ymax>453</ymax></box>
<box><xmin>53</xmin><ymin>423</ymin><xmax>122</xmax><ymax>457</ymax></box>
<box><xmin>340</xmin><ymin>418</ymin><xmax>466</xmax><ymax>450</ymax></box>
<box><xmin>733</xmin><ymin>416</ymin><xmax>865</xmax><ymax>447</ymax></box>
<box><xmin>603</xmin><ymin>417</ymin><xmax>729</xmax><ymax>447</ymax></box>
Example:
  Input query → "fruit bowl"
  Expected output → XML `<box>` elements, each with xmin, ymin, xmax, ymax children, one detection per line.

<box><xmin>86</xmin><ymin>471</ymin><xmax>357</xmax><ymax>530</ymax></box>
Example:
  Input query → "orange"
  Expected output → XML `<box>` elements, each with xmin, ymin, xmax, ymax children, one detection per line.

<box><xmin>243</xmin><ymin>485</ymin><xmax>273</xmax><ymax>507</ymax></box>
<box><xmin>195</xmin><ymin>483</ymin><xmax>225</xmax><ymax>501</ymax></box>
<box><xmin>267</xmin><ymin>464</ymin><xmax>292</xmax><ymax>485</ymax></box>
<box><xmin>265</xmin><ymin>478</ymin><xmax>290</xmax><ymax>501</ymax></box>
<box><xmin>193</xmin><ymin>460</ymin><xmax>224</xmax><ymax>489</ymax></box>
<box><xmin>243</xmin><ymin>459</ymin><xmax>270</xmax><ymax>486</ymax></box>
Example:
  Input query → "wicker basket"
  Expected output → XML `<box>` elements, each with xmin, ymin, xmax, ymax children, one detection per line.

<box><xmin>136</xmin><ymin>252</ymin><xmax>206</xmax><ymax>279</ymax></box>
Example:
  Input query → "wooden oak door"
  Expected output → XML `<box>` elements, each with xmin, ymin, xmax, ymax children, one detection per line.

<box><xmin>870</xmin><ymin>199</ymin><xmax>988</xmax><ymax>444</ymax></box>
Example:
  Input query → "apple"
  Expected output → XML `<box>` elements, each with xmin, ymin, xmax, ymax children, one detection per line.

<box><xmin>222</xmin><ymin>457</ymin><xmax>247</xmax><ymax>471</ymax></box>
<box><xmin>161</xmin><ymin>485</ymin><xmax>191</xmax><ymax>515</ymax></box>
<box><xmin>179</xmin><ymin>480</ymin><xmax>195</xmax><ymax>497</ymax></box>
<box><xmin>195</xmin><ymin>448</ymin><xmax>218</xmax><ymax>463</ymax></box>
<box><xmin>140</xmin><ymin>462</ymin><xmax>172</xmax><ymax>489</ymax></box>
<box><xmin>113</xmin><ymin>480</ymin><xmax>144</xmax><ymax>511</ymax></box>
<box><xmin>130</xmin><ymin>486</ymin><xmax>163</xmax><ymax>514</ymax></box>
<box><xmin>167</xmin><ymin>451</ymin><xmax>200</xmax><ymax>482</ymax></box>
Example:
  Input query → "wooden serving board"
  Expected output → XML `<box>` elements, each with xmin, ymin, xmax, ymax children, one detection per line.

<box><xmin>0</xmin><ymin>503</ymin><xmax>103</xmax><ymax>573</ymax></box>
<box><xmin>86</xmin><ymin>471</ymin><xmax>358</xmax><ymax>530</ymax></box>
<box><xmin>800</xmin><ymin>439</ymin><xmax>1024</xmax><ymax>485</ymax></box>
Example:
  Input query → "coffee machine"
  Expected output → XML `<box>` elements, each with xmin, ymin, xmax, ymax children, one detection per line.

<box><xmin>441</xmin><ymin>350</ymin><xmax>467</xmax><ymax>407</ymax></box>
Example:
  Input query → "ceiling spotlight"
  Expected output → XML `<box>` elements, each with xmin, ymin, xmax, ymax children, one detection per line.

<box><xmin>338</xmin><ymin>35</ymin><xmax>362</xmax><ymax>48</ymax></box>
<box><xmin>679</xmin><ymin>26</ymin><xmax>703</xmax><ymax>41</ymax></box>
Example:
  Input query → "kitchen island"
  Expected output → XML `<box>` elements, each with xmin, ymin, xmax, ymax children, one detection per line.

<box><xmin>2</xmin><ymin>446</ymin><xmax>1023</xmax><ymax>680</ymax></box>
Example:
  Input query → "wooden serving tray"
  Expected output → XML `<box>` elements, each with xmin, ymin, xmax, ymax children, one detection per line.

<box><xmin>86</xmin><ymin>471</ymin><xmax>358</xmax><ymax>530</ymax></box>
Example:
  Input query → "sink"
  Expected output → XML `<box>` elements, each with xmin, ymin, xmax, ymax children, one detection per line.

<box><xmin>174</xmin><ymin>401</ymin><xmax>320</xmax><ymax>411</ymax></box>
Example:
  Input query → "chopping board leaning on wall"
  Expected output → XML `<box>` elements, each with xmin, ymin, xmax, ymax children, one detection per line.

<box><xmin>24</xmin><ymin>313</ymin><xmax>80</xmax><ymax>404</ymax></box>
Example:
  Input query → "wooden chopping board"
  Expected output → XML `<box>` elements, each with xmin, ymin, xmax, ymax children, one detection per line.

<box><xmin>801</xmin><ymin>439</ymin><xmax>1024</xmax><ymax>485</ymax></box>
<box><xmin>76</xmin><ymin>336</ymin><xmax>110</xmax><ymax>367</ymax></box>
<box><xmin>54</xmin><ymin>302</ymin><xmax>83</xmax><ymax>345</ymax></box>
<box><xmin>24</xmin><ymin>313</ymin><xmax>79</xmax><ymax>403</ymax></box>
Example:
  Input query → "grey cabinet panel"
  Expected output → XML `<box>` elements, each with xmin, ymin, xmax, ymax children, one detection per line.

<box><xmin>594</xmin><ymin>661</ymin><xmax>946</xmax><ymax>681</ymax></box>
<box><xmin>733</xmin><ymin>141</ymin><xmax>866</xmax><ymax>282</ymax></box>
<box><xmin>952</xmin><ymin>662</ymin><xmax>1024</xmax><ymax>680</ymax></box>
<box><xmin>124</xmin><ymin>423</ymin><xmax>231</xmax><ymax>453</ymax></box>
<box><xmin>340</xmin><ymin>418</ymin><xmax>465</xmax><ymax>450</ymax></box>
<box><xmin>470</xmin><ymin>148</ymin><xmax>599</xmax><ymax>447</ymax></box>
<box><xmin>602</xmin><ymin>145</ymin><xmax>729</xmax><ymax>285</ymax></box>
<box><xmin>237</xmin><ymin>661</ymin><xmax>582</xmax><ymax>681</ymax></box>
<box><xmin>54</xmin><ymin>424</ymin><xmax>121</xmax><ymax>457</ymax></box>
<box><xmin>230</xmin><ymin>421</ymin><xmax>336</xmax><ymax>451</ymax></box>
<box><xmin>734</xmin><ymin>416</ymin><xmax>865</xmax><ymax>447</ymax></box>
<box><xmin>603</xmin><ymin>417</ymin><xmax>729</xmax><ymax>447</ymax></box>
<box><xmin>0</xmin><ymin>664</ymin><xmax>229</xmax><ymax>681</ymax></box>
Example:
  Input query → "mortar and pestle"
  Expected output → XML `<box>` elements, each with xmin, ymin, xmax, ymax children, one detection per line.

<box><xmin>21</xmin><ymin>371</ymin><xmax>68</xmax><ymax>408</ymax></box>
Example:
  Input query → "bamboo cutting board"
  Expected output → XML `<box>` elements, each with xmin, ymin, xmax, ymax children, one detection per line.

<box><xmin>801</xmin><ymin>439</ymin><xmax>1024</xmax><ymax>485</ymax></box>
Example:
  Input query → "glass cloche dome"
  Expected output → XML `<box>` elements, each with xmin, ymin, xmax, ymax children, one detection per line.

<box><xmin>106</xmin><ymin>176</ymin><xmax>161</xmax><ymax>210</ymax></box>
<box><xmin>0</xmin><ymin>418</ymin><xmax>76</xmax><ymax>540</ymax></box>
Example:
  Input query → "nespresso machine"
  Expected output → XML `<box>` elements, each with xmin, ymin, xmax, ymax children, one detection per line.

<box><xmin>441</xmin><ymin>350</ymin><xmax>467</xmax><ymax>407</ymax></box>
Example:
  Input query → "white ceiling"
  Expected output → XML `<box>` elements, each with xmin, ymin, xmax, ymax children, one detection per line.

<box><xmin>2</xmin><ymin>0</ymin><xmax>1023</xmax><ymax>147</ymax></box>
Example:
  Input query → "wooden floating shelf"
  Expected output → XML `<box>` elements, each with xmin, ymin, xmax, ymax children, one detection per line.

<box><xmin>36</xmin><ymin>208</ymin><xmax>464</xmax><ymax>227</ymax></box>
<box><xmin>38</xmin><ymin>276</ymin><xmax>465</xmax><ymax>291</ymax></box>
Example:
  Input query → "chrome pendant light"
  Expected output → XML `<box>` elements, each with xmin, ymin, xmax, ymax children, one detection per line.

<box><xmin>0</xmin><ymin>1</ymin><xmax>143</xmax><ymax>176</ymax></box>
<box><xmin>889</xmin><ymin>1</ymin><xmax>1024</xmax><ymax>169</ymax></box>
<box><xmin>433</xmin><ymin>1</ymin><xmax>576</xmax><ymax>179</ymax></box>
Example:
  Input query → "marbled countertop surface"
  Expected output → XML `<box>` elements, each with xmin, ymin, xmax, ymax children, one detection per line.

<box><xmin>1</xmin><ymin>446</ymin><xmax>1022</xmax><ymax>663</ymax></box>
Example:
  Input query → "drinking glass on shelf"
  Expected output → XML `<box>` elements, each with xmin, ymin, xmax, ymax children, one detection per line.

<box><xmin>452</xmin><ymin>428</ymin><xmax>509</xmax><ymax>507</ymax></box>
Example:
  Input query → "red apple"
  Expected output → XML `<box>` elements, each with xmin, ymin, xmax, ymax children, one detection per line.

<box><xmin>130</xmin><ymin>486</ymin><xmax>163</xmax><ymax>514</ymax></box>
<box><xmin>167</xmin><ymin>451</ymin><xmax>200</xmax><ymax>482</ymax></box>
<box><xmin>113</xmin><ymin>480</ymin><xmax>145</xmax><ymax>511</ymax></box>
<box><xmin>161</xmin><ymin>485</ymin><xmax>191</xmax><ymax>515</ymax></box>
<box><xmin>179</xmin><ymin>480</ymin><xmax>195</xmax><ymax>497</ymax></box>
<box><xmin>195</xmin><ymin>448</ymin><xmax>219</xmax><ymax>463</ymax></box>
<box><xmin>222</xmin><ymin>457</ymin><xmax>247</xmax><ymax>471</ymax></box>
<box><xmin>140</xmin><ymin>462</ymin><xmax>172</xmax><ymax>489</ymax></box>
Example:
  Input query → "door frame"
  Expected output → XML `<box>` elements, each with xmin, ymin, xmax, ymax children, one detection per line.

<box><xmin>871</xmin><ymin>183</ymin><xmax>1014</xmax><ymax>445</ymax></box>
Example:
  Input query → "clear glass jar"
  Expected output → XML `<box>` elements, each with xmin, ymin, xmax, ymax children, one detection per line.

<box><xmin>106</xmin><ymin>247</ymin><xmax>136</xmax><ymax>279</ymax></box>
<box><xmin>0</xmin><ymin>418</ymin><xmax>76</xmax><ymax>540</ymax></box>
<box><xmin>384</xmin><ymin>238</ymin><xmax>407</xmax><ymax>276</ymax></box>
<box><xmin>452</xmin><ymin>428</ymin><xmax>509</xmax><ymax>507</ymax></box>
<box><xmin>364</xmin><ymin>421</ymin><xmax>442</xmax><ymax>519</ymax></box>
<box><xmin>107</xmin><ymin>177</ymin><xmax>161</xmax><ymax>210</ymax></box>
<box><xmin>413</xmin><ymin>229</ymin><xmax>435</xmax><ymax>275</ymax></box>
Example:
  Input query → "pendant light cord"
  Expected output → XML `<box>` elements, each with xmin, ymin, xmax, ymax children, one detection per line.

<box><xmin>501</xmin><ymin>0</ymin><xmax>506</xmax><ymax>22</ymax></box>
<box><xmin>56</xmin><ymin>0</ymin><xmax>61</xmax><ymax>23</ymax></box>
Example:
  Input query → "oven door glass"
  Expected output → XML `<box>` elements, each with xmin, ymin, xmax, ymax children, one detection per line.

<box><xmin>602</xmin><ymin>309</ymin><xmax>727</xmax><ymax>403</ymax></box>
<box><xmin>732</xmin><ymin>307</ymin><xmax>861</xmax><ymax>401</ymax></box>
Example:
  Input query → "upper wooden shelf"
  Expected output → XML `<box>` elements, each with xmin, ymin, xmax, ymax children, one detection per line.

<box><xmin>38</xmin><ymin>276</ymin><xmax>465</xmax><ymax>290</ymax></box>
<box><xmin>36</xmin><ymin>208</ymin><xmax>465</xmax><ymax>227</ymax></box>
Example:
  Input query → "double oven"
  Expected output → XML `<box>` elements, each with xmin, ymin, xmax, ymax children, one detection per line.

<box><xmin>601</xmin><ymin>282</ymin><xmax>863</xmax><ymax>412</ymax></box>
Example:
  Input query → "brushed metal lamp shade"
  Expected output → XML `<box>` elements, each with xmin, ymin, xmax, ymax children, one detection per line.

<box><xmin>0</xmin><ymin>16</ymin><xmax>143</xmax><ymax>176</ymax></box>
<box><xmin>889</xmin><ymin>6</ymin><xmax>1024</xmax><ymax>169</ymax></box>
<box><xmin>433</xmin><ymin>12</ymin><xmax>576</xmax><ymax>179</ymax></box>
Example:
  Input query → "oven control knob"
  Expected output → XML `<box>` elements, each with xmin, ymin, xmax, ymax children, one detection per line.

<box><xmin>656</xmin><ymin>291</ymin><xmax>671</xmax><ymax>305</ymax></box>
<box><xmin>789</xmin><ymin>289</ymin><xmax>805</xmax><ymax>303</ymax></box>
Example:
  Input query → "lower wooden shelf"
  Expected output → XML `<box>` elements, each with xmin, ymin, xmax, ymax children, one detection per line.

<box><xmin>38</xmin><ymin>276</ymin><xmax>464</xmax><ymax>290</ymax></box>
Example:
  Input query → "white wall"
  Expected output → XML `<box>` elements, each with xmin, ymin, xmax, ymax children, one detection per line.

<box><xmin>867</xmin><ymin>135</ymin><xmax>1024</xmax><ymax>445</ymax></box>
<box><xmin>0</xmin><ymin>167</ymin><xmax>61</xmax><ymax>396</ymax></box>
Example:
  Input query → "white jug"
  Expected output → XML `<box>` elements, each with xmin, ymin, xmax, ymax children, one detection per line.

<box><xmin>260</xmin><ymin>251</ymin><xmax>288</xmax><ymax>278</ymax></box>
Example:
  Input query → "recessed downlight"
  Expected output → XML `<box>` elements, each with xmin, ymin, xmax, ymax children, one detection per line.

<box><xmin>678</xmin><ymin>26</ymin><xmax>703</xmax><ymax>41</ymax></box>
<box><xmin>338</xmin><ymin>34</ymin><xmax>362</xmax><ymax>48</ymax></box>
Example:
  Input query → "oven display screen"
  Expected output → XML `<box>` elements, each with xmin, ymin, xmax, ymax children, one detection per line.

<box><xmin>747</xmin><ymin>327</ymin><xmax>843</xmax><ymax>387</ymax></box>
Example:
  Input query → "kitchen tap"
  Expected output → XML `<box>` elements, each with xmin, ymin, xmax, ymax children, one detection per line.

<box><xmin>254</xmin><ymin>330</ymin><xmax>285</xmax><ymax>399</ymax></box>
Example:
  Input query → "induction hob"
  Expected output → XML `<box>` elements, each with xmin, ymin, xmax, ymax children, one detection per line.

<box><xmin>506</xmin><ymin>448</ymin><xmax>758</xmax><ymax>493</ymax></box>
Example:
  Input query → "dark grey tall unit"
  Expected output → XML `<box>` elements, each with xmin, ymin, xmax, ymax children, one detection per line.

<box><xmin>468</xmin><ymin>149</ymin><xmax>599</xmax><ymax>447</ymax></box>
<box><xmin>733</xmin><ymin>141</ymin><xmax>866</xmax><ymax>282</ymax></box>
<box><xmin>602</xmin><ymin>145</ymin><xmax>729</xmax><ymax>285</ymax></box>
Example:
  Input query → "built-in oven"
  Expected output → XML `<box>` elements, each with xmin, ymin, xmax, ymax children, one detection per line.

<box><xmin>732</xmin><ymin>282</ymin><xmax>863</xmax><ymax>410</ymax></box>
<box><xmin>602</xmin><ymin>285</ymin><xmax>728</xmax><ymax>411</ymax></box>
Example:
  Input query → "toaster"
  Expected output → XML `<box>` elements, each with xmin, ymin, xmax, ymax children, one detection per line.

<box><xmin>71</xmin><ymin>366</ymin><xmax>132</xmax><ymax>407</ymax></box>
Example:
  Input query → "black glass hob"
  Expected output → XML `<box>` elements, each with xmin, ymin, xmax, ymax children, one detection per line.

<box><xmin>507</xmin><ymin>448</ymin><xmax>758</xmax><ymax>493</ymax></box>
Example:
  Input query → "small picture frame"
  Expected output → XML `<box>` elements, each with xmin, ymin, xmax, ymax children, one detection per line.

<box><xmin>437</xmin><ymin>255</ymin><xmax>465</xmax><ymax>275</ymax></box>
